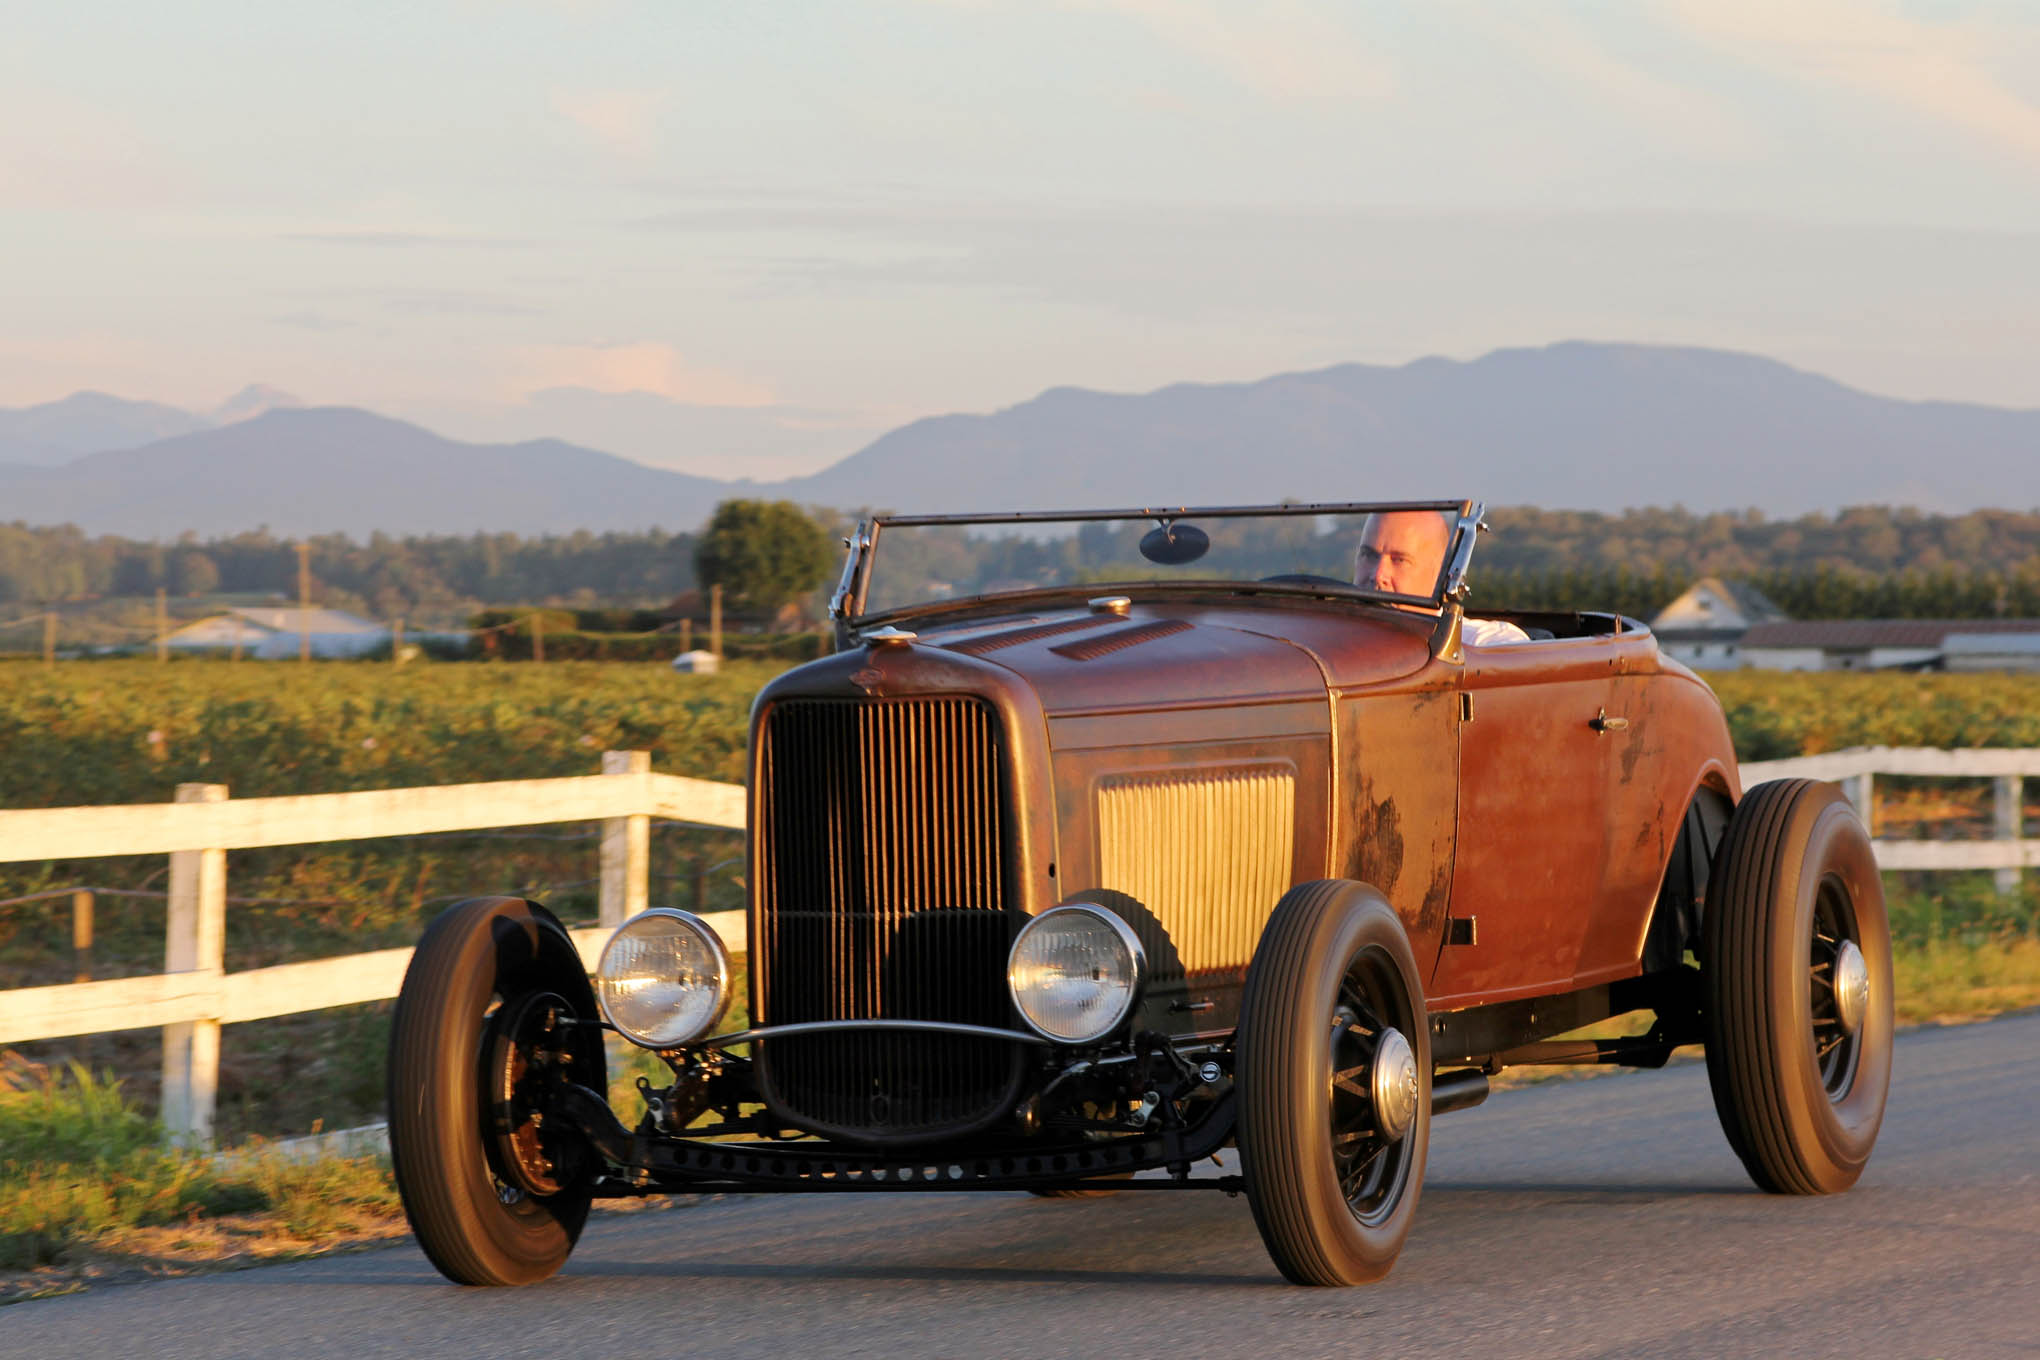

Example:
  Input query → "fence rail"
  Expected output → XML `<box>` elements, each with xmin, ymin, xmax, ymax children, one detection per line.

<box><xmin>0</xmin><ymin>751</ymin><xmax>743</xmax><ymax>1145</ymax></box>
<box><xmin>1740</xmin><ymin>746</ymin><xmax>2033</xmax><ymax>882</ymax></box>
<box><xmin>0</xmin><ymin>745</ymin><xmax>2030</xmax><ymax>1147</ymax></box>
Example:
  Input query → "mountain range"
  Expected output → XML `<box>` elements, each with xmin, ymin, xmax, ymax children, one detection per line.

<box><xmin>3</xmin><ymin>344</ymin><xmax>2035</xmax><ymax>538</ymax></box>
<box><xmin>0</xmin><ymin>385</ymin><xmax>302</xmax><ymax>467</ymax></box>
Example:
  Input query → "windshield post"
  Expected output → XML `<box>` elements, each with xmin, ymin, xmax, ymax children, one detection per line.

<box><xmin>828</xmin><ymin>520</ymin><xmax>875</xmax><ymax>649</ymax></box>
<box><xmin>1429</xmin><ymin>501</ymin><xmax>1486</xmax><ymax>663</ymax></box>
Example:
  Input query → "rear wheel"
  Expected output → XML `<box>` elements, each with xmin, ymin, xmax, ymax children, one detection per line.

<box><xmin>387</xmin><ymin>897</ymin><xmax>607</xmax><ymax>1286</ymax></box>
<box><xmin>1236</xmin><ymin>880</ymin><xmax>1428</xmax><ymax>1286</ymax></box>
<box><xmin>1703</xmin><ymin>780</ymin><xmax>1893</xmax><ymax>1194</ymax></box>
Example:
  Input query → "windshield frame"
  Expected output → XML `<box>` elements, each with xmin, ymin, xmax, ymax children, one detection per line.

<box><xmin>831</xmin><ymin>499</ymin><xmax>1483</xmax><ymax>628</ymax></box>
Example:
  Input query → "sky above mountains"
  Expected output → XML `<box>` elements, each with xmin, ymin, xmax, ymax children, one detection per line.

<box><xmin>7</xmin><ymin>3</ymin><xmax>2040</xmax><ymax>481</ymax></box>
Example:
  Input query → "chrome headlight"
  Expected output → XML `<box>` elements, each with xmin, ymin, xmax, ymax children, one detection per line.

<box><xmin>1007</xmin><ymin>904</ymin><xmax>1146</xmax><ymax>1044</ymax></box>
<box><xmin>595</xmin><ymin>909</ymin><xmax>731</xmax><ymax>1048</ymax></box>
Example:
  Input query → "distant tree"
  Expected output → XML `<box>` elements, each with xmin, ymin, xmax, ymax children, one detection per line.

<box><xmin>112</xmin><ymin>550</ymin><xmax>164</xmax><ymax>596</ymax></box>
<box><xmin>172</xmin><ymin>550</ymin><xmax>220</xmax><ymax>596</ymax></box>
<box><xmin>693</xmin><ymin>500</ymin><xmax>835</xmax><ymax>619</ymax></box>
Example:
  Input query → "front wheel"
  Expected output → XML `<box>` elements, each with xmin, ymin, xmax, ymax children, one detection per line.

<box><xmin>1236</xmin><ymin>880</ymin><xmax>1429</xmax><ymax>1286</ymax></box>
<box><xmin>387</xmin><ymin>897</ymin><xmax>607</xmax><ymax>1286</ymax></box>
<box><xmin>1703</xmin><ymin>780</ymin><xmax>1894</xmax><ymax>1194</ymax></box>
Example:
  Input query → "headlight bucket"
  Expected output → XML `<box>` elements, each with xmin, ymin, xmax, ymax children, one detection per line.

<box><xmin>1007</xmin><ymin>903</ymin><xmax>1147</xmax><ymax>1044</ymax></box>
<box><xmin>595</xmin><ymin>908</ymin><xmax>732</xmax><ymax>1049</ymax></box>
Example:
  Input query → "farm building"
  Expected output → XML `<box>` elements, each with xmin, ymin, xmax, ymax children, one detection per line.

<box><xmin>1941</xmin><ymin>631</ymin><xmax>2040</xmax><ymax>673</ymax></box>
<box><xmin>1648</xmin><ymin>578</ymin><xmax>1786</xmax><ymax>670</ymax></box>
<box><xmin>164</xmin><ymin>607</ymin><xmax>389</xmax><ymax>659</ymax></box>
<box><xmin>1736</xmin><ymin>618</ymin><xmax>2040</xmax><ymax>672</ymax></box>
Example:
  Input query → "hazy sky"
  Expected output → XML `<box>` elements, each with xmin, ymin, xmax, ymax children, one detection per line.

<box><xmin>7</xmin><ymin>1</ymin><xmax>2040</xmax><ymax>477</ymax></box>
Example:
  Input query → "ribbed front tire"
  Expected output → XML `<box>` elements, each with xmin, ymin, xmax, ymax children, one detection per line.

<box><xmin>1236</xmin><ymin>880</ymin><xmax>1429</xmax><ymax>1286</ymax></box>
<box><xmin>387</xmin><ymin>897</ymin><xmax>606</xmax><ymax>1286</ymax></box>
<box><xmin>1703</xmin><ymin>781</ymin><xmax>1893</xmax><ymax>1194</ymax></box>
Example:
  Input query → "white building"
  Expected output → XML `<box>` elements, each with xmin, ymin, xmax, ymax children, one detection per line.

<box><xmin>165</xmin><ymin>607</ymin><xmax>390</xmax><ymax>659</ymax></box>
<box><xmin>1941</xmin><ymin>631</ymin><xmax>2040</xmax><ymax>673</ymax></box>
<box><xmin>1648</xmin><ymin>578</ymin><xmax>1785</xmax><ymax>670</ymax></box>
<box><xmin>1738</xmin><ymin>619</ymin><xmax>2040</xmax><ymax>672</ymax></box>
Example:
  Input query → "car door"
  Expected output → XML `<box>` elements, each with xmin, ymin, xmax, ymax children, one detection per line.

<box><xmin>1428</xmin><ymin>637</ymin><xmax>1619</xmax><ymax>1007</ymax></box>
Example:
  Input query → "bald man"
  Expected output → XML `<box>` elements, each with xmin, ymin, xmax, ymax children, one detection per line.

<box><xmin>1352</xmin><ymin>511</ymin><xmax>1530</xmax><ymax>646</ymax></box>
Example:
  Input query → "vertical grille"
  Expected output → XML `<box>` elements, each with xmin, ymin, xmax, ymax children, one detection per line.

<box><xmin>756</xmin><ymin>696</ymin><xmax>1020</xmax><ymax>1141</ymax></box>
<box><xmin>1096</xmin><ymin>763</ymin><xmax>1296</xmax><ymax>977</ymax></box>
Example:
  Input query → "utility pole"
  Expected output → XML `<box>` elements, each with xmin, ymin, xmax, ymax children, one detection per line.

<box><xmin>156</xmin><ymin>588</ymin><xmax>168</xmax><ymax>663</ymax></box>
<box><xmin>296</xmin><ymin>542</ymin><xmax>312</xmax><ymax>663</ymax></box>
<box><xmin>709</xmin><ymin>583</ymin><xmax>723</xmax><ymax>658</ymax></box>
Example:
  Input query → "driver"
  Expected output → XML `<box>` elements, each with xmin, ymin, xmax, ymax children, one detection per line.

<box><xmin>1353</xmin><ymin>511</ymin><xmax>1530</xmax><ymax>646</ymax></box>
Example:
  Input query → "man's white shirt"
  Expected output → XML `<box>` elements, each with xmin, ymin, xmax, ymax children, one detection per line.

<box><xmin>1464</xmin><ymin>617</ymin><xmax>1532</xmax><ymax>646</ymax></box>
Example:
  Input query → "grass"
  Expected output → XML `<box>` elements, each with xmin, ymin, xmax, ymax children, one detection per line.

<box><xmin>0</xmin><ymin>1056</ymin><xmax>404</xmax><ymax>1299</ymax></box>
<box><xmin>1893</xmin><ymin>938</ymin><xmax>2040</xmax><ymax>1022</ymax></box>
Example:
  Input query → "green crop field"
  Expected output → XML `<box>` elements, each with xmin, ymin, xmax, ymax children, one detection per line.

<box><xmin>0</xmin><ymin>658</ymin><xmax>2035</xmax><ymax>1145</ymax></box>
<box><xmin>1706</xmin><ymin>670</ymin><xmax>2040</xmax><ymax>761</ymax></box>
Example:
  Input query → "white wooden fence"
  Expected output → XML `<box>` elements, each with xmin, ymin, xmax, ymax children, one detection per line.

<box><xmin>0</xmin><ymin>745</ymin><xmax>2030</xmax><ymax>1148</ymax></box>
<box><xmin>1740</xmin><ymin>746</ymin><xmax>2036</xmax><ymax>886</ymax></box>
<box><xmin>0</xmin><ymin>751</ymin><xmax>744</xmax><ymax>1146</ymax></box>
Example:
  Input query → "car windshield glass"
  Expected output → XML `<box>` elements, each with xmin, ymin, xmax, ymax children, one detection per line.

<box><xmin>851</xmin><ymin>502</ymin><xmax>1472</xmax><ymax>621</ymax></box>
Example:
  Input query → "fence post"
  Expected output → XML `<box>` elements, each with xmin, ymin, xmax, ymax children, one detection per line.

<box><xmin>1841</xmin><ymin>771</ymin><xmax>1875</xmax><ymax>833</ymax></box>
<box><xmin>71</xmin><ymin>890</ymin><xmax>93</xmax><ymax>983</ymax></box>
<box><xmin>1995</xmin><ymin>775</ymin><xmax>2024</xmax><ymax>896</ymax></box>
<box><xmin>598</xmin><ymin>751</ymin><xmax>651</xmax><ymax>929</ymax></box>
<box><xmin>162</xmin><ymin>782</ymin><xmax>228</xmax><ymax>1148</ymax></box>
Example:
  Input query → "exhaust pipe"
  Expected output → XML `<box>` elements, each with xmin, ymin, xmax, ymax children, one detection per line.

<box><xmin>1430</xmin><ymin>1067</ymin><xmax>1490</xmax><ymax>1116</ymax></box>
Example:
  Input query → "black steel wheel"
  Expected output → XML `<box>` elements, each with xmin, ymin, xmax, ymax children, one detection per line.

<box><xmin>1704</xmin><ymin>780</ymin><xmax>1894</xmax><ymax>1194</ymax></box>
<box><xmin>1236</xmin><ymin>880</ymin><xmax>1428</xmax><ymax>1286</ymax></box>
<box><xmin>387</xmin><ymin>897</ymin><xmax>607</xmax><ymax>1286</ymax></box>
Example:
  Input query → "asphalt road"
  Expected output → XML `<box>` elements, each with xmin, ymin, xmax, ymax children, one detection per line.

<box><xmin>8</xmin><ymin>1013</ymin><xmax>2037</xmax><ymax>1360</ymax></box>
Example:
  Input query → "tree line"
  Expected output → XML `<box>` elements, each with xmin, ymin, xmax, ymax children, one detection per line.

<box><xmin>0</xmin><ymin>524</ymin><xmax>704</xmax><ymax>617</ymax></box>
<box><xmin>4</xmin><ymin>504</ymin><xmax>2038</xmax><ymax>621</ymax></box>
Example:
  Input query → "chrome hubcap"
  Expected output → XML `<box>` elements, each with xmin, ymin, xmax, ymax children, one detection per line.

<box><xmin>1832</xmin><ymin>939</ymin><xmax>1870</xmax><ymax>1037</ymax></box>
<box><xmin>1371</xmin><ymin>1027</ymin><xmax>1418</xmax><ymax>1143</ymax></box>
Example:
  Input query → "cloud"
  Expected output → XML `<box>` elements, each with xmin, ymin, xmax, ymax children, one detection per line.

<box><xmin>283</xmin><ymin>230</ymin><xmax>536</xmax><ymax>249</ymax></box>
<box><xmin>1087</xmin><ymin>0</ymin><xmax>1393</xmax><ymax>100</ymax></box>
<box><xmin>381</xmin><ymin>290</ymin><xmax>541</xmax><ymax>317</ymax></box>
<box><xmin>919</xmin><ymin>0</ymin><xmax>1392</xmax><ymax>101</ymax></box>
<box><xmin>1662</xmin><ymin>0</ymin><xmax>2040</xmax><ymax>161</ymax></box>
<box><xmin>268</xmin><ymin>312</ymin><xmax>357</xmax><ymax>333</ymax></box>
<box><xmin>549</xmin><ymin>88</ymin><xmax>666</xmax><ymax>157</ymax></box>
<box><xmin>511</xmin><ymin>342</ymin><xmax>777</xmax><ymax>407</ymax></box>
<box><xmin>1470</xmin><ymin>5</ymin><xmax>1756</xmax><ymax>160</ymax></box>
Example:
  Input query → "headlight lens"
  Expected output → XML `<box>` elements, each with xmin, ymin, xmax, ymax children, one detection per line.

<box><xmin>1007</xmin><ymin>905</ymin><xmax>1146</xmax><ymax>1044</ymax></box>
<box><xmin>595</xmin><ymin>909</ymin><xmax>731</xmax><ymax>1048</ymax></box>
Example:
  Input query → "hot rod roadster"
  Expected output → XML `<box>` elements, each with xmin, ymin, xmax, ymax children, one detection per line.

<box><xmin>387</xmin><ymin>500</ymin><xmax>1892</xmax><ymax>1287</ymax></box>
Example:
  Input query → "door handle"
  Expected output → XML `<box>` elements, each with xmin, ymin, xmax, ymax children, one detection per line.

<box><xmin>1590</xmin><ymin>708</ymin><xmax>1629</xmax><ymax>734</ymax></box>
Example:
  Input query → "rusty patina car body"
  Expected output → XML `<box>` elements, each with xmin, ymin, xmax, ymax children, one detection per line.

<box><xmin>389</xmin><ymin>501</ymin><xmax>1893</xmax><ymax>1287</ymax></box>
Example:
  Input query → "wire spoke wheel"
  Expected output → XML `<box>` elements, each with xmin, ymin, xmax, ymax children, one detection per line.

<box><xmin>1327</xmin><ymin>955</ymin><xmax>1419</xmax><ymax>1226</ymax></box>
<box><xmin>1807</xmin><ymin>879</ymin><xmax>1867</xmax><ymax>1098</ymax></box>
<box><xmin>1238</xmin><ymin>880</ymin><xmax>1429</xmax><ymax>1286</ymax></box>
<box><xmin>1704</xmin><ymin>781</ymin><xmax>1893</xmax><ymax>1195</ymax></box>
